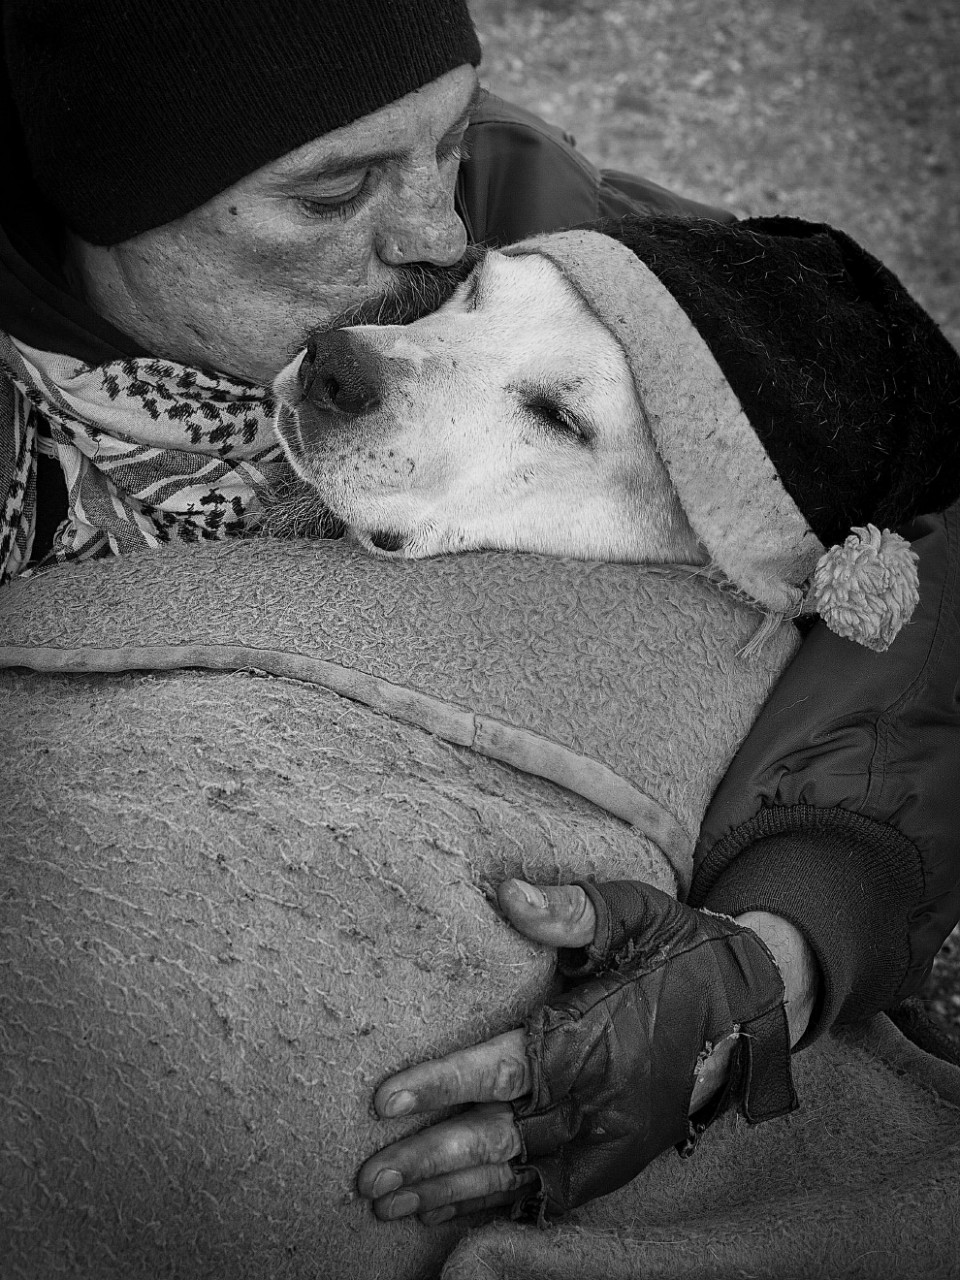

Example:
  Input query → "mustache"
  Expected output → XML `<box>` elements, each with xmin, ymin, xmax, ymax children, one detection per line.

<box><xmin>320</xmin><ymin>244</ymin><xmax>487</xmax><ymax>333</ymax></box>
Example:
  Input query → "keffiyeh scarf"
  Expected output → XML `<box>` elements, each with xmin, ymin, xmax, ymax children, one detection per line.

<box><xmin>0</xmin><ymin>330</ymin><xmax>281</xmax><ymax>583</ymax></box>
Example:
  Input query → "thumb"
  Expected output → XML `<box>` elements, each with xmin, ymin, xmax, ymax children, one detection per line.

<box><xmin>497</xmin><ymin>879</ymin><xmax>597</xmax><ymax>949</ymax></box>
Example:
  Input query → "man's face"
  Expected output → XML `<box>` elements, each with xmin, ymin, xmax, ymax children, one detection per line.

<box><xmin>69</xmin><ymin>65</ymin><xmax>479</xmax><ymax>385</ymax></box>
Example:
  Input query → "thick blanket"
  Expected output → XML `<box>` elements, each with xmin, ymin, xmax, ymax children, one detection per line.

<box><xmin>1</xmin><ymin>539</ymin><xmax>958</xmax><ymax>1280</ymax></box>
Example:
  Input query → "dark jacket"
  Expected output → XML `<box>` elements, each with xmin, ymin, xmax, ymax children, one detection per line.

<box><xmin>691</xmin><ymin>506</ymin><xmax>960</xmax><ymax>1040</ymax></box>
<box><xmin>3</xmin><ymin>90</ymin><xmax>958</xmax><ymax>1035</ymax></box>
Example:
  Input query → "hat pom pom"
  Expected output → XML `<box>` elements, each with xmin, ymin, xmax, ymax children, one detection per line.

<box><xmin>806</xmin><ymin>524</ymin><xmax>919</xmax><ymax>652</ymax></box>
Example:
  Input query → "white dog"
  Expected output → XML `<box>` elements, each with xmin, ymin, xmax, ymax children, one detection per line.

<box><xmin>273</xmin><ymin>248</ymin><xmax>704</xmax><ymax>566</ymax></box>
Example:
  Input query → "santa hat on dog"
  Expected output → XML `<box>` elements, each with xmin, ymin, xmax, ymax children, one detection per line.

<box><xmin>504</xmin><ymin>215</ymin><xmax>960</xmax><ymax>651</ymax></box>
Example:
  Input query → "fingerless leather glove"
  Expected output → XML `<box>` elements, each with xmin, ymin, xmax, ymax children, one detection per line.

<box><xmin>511</xmin><ymin>879</ymin><xmax>798</xmax><ymax>1218</ymax></box>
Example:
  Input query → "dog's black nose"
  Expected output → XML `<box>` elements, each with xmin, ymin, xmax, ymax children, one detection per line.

<box><xmin>299</xmin><ymin>330</ymin><xmax>383</xmax><ymax>416</ymax></box>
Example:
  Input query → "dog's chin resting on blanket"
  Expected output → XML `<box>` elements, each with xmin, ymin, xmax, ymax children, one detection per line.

<box><xmin>4</xmin><ymin>538</ymin><xmax>960</xmax><ymax>1280</ymax></box>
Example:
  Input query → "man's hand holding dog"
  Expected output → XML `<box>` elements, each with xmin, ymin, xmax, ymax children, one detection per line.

<box><xmin>357</xmin><ymin>879</ymin><xmax>818</xmax><ymax>1223</ymax></box>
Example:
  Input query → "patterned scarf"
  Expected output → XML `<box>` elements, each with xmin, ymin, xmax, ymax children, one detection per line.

<box><xmin>0</xmin><ymin>330</ymin><xmax>281</xmax><ymax>583</ymax></box>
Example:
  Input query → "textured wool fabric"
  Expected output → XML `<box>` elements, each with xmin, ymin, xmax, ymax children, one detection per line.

<box><xmin>2</xmin><ymin>0</ymin><xmax>481</xmax><ymax>243</ymax></box>
<box><xmin>2</xmin><ymin>540</ymin><xmax>959</xmax><ymax>1278</ymax></box>
<box><xmin>0</xmin><ymin>538</ymin><xmax>800</xmax><ymax>890</ymax></box>
<box><xmin>2</xmin><ymin>664</ymin><xmax>643</xmax><ymax>1280</ymax></box>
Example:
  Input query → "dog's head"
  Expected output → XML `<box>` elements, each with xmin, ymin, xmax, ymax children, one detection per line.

<box><xmin>272</xmin><ymin>248</ymin><xmax>702</xmax><ymax>564</ymax></box>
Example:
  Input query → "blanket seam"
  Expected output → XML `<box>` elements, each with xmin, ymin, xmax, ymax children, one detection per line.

<box><xmin>0</xmin><ymin>640</ymin><xmax>693</xmax><ymax>892</ymax></box>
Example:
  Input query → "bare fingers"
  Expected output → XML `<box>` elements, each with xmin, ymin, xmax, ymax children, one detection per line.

<box><xmin>358</xmin><ymin>1100</ymin><xmax>523</xmax><ymax>1205</ymax></box>
<box><xmin>497</xmin><ymin>879</ymin><xmax>596</xmax><ymax>948</ymax></box>
<box><xmin>367</xmin><ymin>1117</ymin><xmax>537</xmax><ymax>1224</ymax></box>
<box><xmin>371</xmin><ymin>1028</ymin><xmax>530</xmax><ymax>1120</ymax></box>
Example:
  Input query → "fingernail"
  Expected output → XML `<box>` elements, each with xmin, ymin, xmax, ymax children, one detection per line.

<box><xmin>422</xmin><ymin>1206</ymin><xmax>456</xmax><ymax>1225</ymax></box>
<box><xmin>387</xmin><ymin>1191</ymin><xmax>420</xmax><ymax>1218</ymax></box>
<box><xmin>382</xmin><ymin>1090</ymin><xmax>415</xmax><ymax>1118</ymax></box>
<box><xmin>371</xmin><ymin>1169</ymin><xmax>403</xmax><ymax>1197</ymax></box>
<box><xmin>516</xmin><ymin>881</ymin><xmax>545</xmax><ymax>909</ymax></box>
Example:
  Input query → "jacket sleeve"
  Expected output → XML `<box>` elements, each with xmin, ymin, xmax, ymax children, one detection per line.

<box><xmin>689</xmin><ymin>505</ymin><xmax>960</xmax><ymax>1043</ymax></box>
<box><xmin>457</xmin><ymin>90</ymin><xmax>734</xmax><ymax>247</ymax></box>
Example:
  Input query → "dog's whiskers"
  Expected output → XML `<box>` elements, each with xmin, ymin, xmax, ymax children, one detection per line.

<box><xmin>256</xmin><ymin>457</ymin><xmax>344</xmax><ymax>541</ymax></box>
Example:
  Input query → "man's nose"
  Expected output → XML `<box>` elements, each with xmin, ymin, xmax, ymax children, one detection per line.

<box><xmin>375</xmin><ymin>176</ymin><xmax>467</xmax><ymax>268</ymax></box>
<box><xmin>299</xmin><ymin>330</ymin><xmax>383</xmax><ymax>416</ymax></box>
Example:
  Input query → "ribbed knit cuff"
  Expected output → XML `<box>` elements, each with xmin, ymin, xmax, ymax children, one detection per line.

<box><xmin>689</xmin><ymin>806</ymin><xmax>924</xmax><ymax>1046</ymax></box>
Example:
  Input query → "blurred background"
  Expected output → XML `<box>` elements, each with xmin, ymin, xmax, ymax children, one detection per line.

<box><xmin>471</xmin><ymin>0</ymin><xmax>959</xmax><ymax>347</ymax></box>
<box><xmin>471</xmin><ymin>0</ymin><xmax>960</xmax><ymax>1030</ymax></box>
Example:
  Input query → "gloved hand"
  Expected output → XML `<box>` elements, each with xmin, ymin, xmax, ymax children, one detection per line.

<box><xmin>357</xmin><ymin>878</ymin><xmax>804</xmax><ymax>1226</ymax></box>
<box><xmin>511</xmin><ymin>878</ymin><xmax>799</xmax><ymax>1218</ymax></box>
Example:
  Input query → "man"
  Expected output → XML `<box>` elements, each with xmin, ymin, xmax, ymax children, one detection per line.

<box><xmin>1</xmin><ymin>0</ymin><xmax>957</xmax><ymax>1231</ymax></box>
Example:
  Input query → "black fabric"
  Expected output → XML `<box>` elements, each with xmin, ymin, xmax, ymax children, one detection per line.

<box><xmin>31</xmin><ymin>452</ymin><xmax>67</xmax><ymax>562</ymax></box>
<box><xmin>593</xmin><ymin>213</ymin><xmax>960</xmax><ymax>546</ymax></box>
<box><xmin>454</xmin><ymin>92</ymin><xmax>735</xmax><ymax>250</ymax></box>
<box><xmin>3</xmin><ymin>0</ymin><xmax>481</xmax><ymax>243</ymax></box>
<box><xmin>887</xmin><ymin>997</ymin><xmax>960</xmax><ymax>1068</ymax></box>
<box><xmin>512</xmin><ymin>881</ymin><xmax>796</xmax><ymax>1220</ymax></box>
<box><xmin>694</xmin><ymin>810</ymin><xmax>925</xmax><ymax>1045</ymax></box>
<box><xmin>596</xmin><ymin>167</ymin><xmax>738</xmax><ymax>224</ymax></box>
<box><xmin>0</xmin><ymin>225</ymin><xmax>142</xmax><ymax>363</ymax></box>
<box><xmin>0</xmin><ymin>9</ymin><xmax>145</xmax><ymax>360</ymax></box>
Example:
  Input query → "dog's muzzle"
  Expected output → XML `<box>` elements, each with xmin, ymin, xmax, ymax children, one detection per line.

<box><xmin>299</xmin><ymin>330</ymin><xmax>383</xmax><ymax>416</ymax></box>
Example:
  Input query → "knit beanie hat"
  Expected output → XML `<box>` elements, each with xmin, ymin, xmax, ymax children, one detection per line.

<box><xmin>2</xmin><ymin>0</ymin><xmax>481</xmax><ymax>245</ymax></box>
<box><xmin>504</xmin><ymin>215</ymin><xmax>960</xmax><ymax>651</ymax></box>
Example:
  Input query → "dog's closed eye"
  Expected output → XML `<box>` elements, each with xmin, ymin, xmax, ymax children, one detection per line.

<box><xmin>524</xmin><ymin>393</ymin><xmax>590</xmax><ymax>444</ymax></box>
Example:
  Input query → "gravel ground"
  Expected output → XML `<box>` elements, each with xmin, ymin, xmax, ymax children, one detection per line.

<box><xmin>471</xmin><ymin>0</ymin><xmax>960</xmax><ymax>1033</ymax></box>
